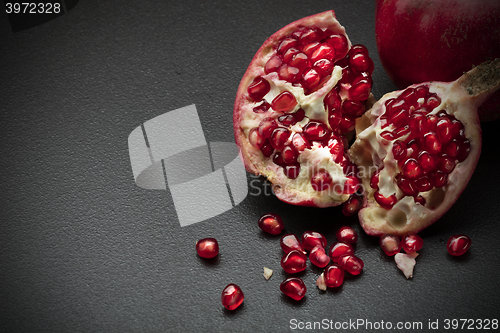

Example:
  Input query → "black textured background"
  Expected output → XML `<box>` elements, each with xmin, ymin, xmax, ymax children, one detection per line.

<box><xmin>1</xmin><ymin>1</ymin><xmax>499</xmax><ymax>332</ymax></box>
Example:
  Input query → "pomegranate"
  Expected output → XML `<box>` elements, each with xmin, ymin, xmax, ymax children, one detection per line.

<box><xmin>375</xmin><ymin>0</ymin><xmax>500</xmax><ymax>121</ymax></box>
<box><xmin>401</xmin><ymin>233</ymin><xmax>423</xmax><ymax>253</ymax></box>
<box><xmin>234</xmin><ymin>10</ymin><xmax>374</xmax><ymax>208</ymax></box>
<box><xmin>447</xmin><ymin>234</ymin><xmax>471</xmax><ymax>256</ymax></box>
<box><xmin>280</xmin><ymin>234</ymin><xmax>306</xmax><ymax>253</ymax></box>
<box><xmin>258</xmin><ymin>212</ymin><xmax>284</xmax><ymax>235</ymax></box>
<box><xmin>280</xmin><ymin>277</ymin><xmax>307</xmax><ymax>301</ymax></box>
<box><xmin>221</xmin><ymin>284</ymin><xmax>244</xmax><ymax>310</ymax></box>
<box><xmin>337</xmin><ymin>254</ymin><xmax>364</xmax><ymax>275</ymax></box>
<box><xmin>379</xmin><ymin>234</ymin><xmax>401</xmax><ymax>256</ymax></box>
<box><xmin>351</xmin><ymin>59</ymin><xmax>500</xmax><ymax>236</ymax></box>
<box><xmin>328</xmin><ymin>242</ymin><xmax>354</xmax><ymax>262</ymax></box>
<box><xmin>323</xmin><ymin>263</ymin><xmax>345</xmax><ymax>288</ymax></box>
<box><xmin>309</xmin><ymin>245</ymin><xmax>330</xmax><ymax>268</ymax></box>
<box><xmin>195</xmin><ymin>238</ymin><xmax>219</xmax><ymax>259</ymax></box>
<box><xmin>335</xmin><ymin>225</ymin><xmax>358</xmax><ymax>244</ymax></box>
<box><xmin>301</xmin><ymin>231</ymin><xmax>327</xmax><ymax>252</ymax></box>
<box><xmin>281</xmin><ymin>249</ymin><xmax>307</xmax><ymax>274</ymax></box>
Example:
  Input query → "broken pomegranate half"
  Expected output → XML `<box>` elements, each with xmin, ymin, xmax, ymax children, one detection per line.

<box><xmin>234</xmin><ymin>10</ymin><xmax>374</xmax><ymax>207</ymax></box>
<box><xmin>351</xmin><ymin>59</ymin><xmax>500</xmax><ymax>236</ymax></box>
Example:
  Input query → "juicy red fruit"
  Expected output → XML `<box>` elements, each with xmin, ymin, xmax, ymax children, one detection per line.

<box><xmin>280</xmin><ymin>234</ymin><xmax>305</xmax><ymax>253</ymax></box>
<box><xmin>447</xmin><ymin>234</ymin><xmax>471</xmax><ymax>256</ymax></box>
<box><xmin>196</xmin><ymin>238</ymin><xmax>219</xmax><ymax>259</ymax></box>
<box><xmin>258</xmin><ymin>212</ymin><xmax>284</xmax><ymax>235</ymax></box>
<box><xmin>337</xmin><ymin>254</ymin><xmax>364</xmax><ymax>275</ymax></box>
<box><xmin>280</xmin><ymin>277</ymin><xmax>307</xmax><ymax>301</ymax></box>
<box><xmin>324</xmin><ymin>264</ymin><xmax>345</xmax><ymax>288</ymax></box>
<box><xmin>309</xmin><ymin>245</ymin><xmax>330</xmax><ymax>268</ymax></box>
<box><xmin>402</xmin><ymin>233</ymin><xmax>423</xmax><ymax>253</ymax></box>
<box><xmin>336</xmin><ymin>226</ymin><xmax>358</xmax><ymax>244</ymax></box>
<box><xmin>379</xmin><ymin>234</ymin><xmax>401</xmax><ymax>256</ymax></box>
<box><xmin>281</xmin><ymin>250</ymin><xmax>307</xmax><ymax>274</ymax></box>
<box><xmin>301</xmin><ymin>231</ymin><xmax>327</xmax><ymax>251</ymax></box>
<box><xmin>221</xmin><ymin>284</ymin><xmax>244</xmax><ymax>310</ymax></box>
<box><xmin>328</xmin><ymin>242</ymin><xmax>354</xmax><ymax>262</ymax></box>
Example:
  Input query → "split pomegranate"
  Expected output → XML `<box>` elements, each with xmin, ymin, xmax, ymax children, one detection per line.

<box><xmin>309</xmin><ymin>245</ymin><xmax>330</xmax><ymax>268</ymax></box>
<box><xmin>234</xmin><ymin>10</ymin><xmax>374</xmax><ymax>208</ymax></box>
<box><xmin>195</xmin><ymin>238</ymin><xmax>219</xmax><ymax>259</ymax></box>
<box><xmin>336</xmin><ymin>226</ymin><xmax>358</xmax><ymax>244</ymax></box>
<box><xmin>379</xmin><ymin>234</ymin><xmax>401</xmax><ymax>256</ymax></box>
<box><xmin>323</xmin><ymin>263</ymin><xmax>345</xmax><ymax>288</ymax></box>
<box><xmin>328</xmin><ymin>242</ymin><xmax>354</xmax><ymax>262</ymax></box>
<box><xmin>280</xmin><ymin>277</ymin><xmax>307</xmax><ymax>301</ymax></box>
<box><xmin>351</xmin><ymin>59</ymin><xmax>500</xmax><ymax>236</ymax></box>
<box><xmin>375</xmin><ymin>0</ymin><xmax>500</xmax><ymax>121</ymax></box>
<box><xmin>401</xmin><ymin>233</ymin><xmax>423</xmax><ymax>253</ymax></box>
<box><xmin>447</xmin><ymin>234</ymin><xmax>472</xmax><ymax>256</ymax></box>
<box><xmin>280</xmin><ymin>234</ymin><xmax>305</xmax><ymax>253</ymax></box>
<box><xmin>301</xmin><ymin>231</ymin><xmax>327</xmax><ymax>252</ymax></box>
<box><xmin>221</xmin><ymin>284</ymin><xmax>244</xmax><ymax>310</ymax></box>
<box><xmin>258</xmin><ymin>212</ymin><xmax>284</xmax><ymax>235</ymax></box>
<box><xmin>337</xmin><ymin>254</ymin><xmax>364</xmax><ymax>275</ymax></box>
<box><xmin>281</xmin><ymin>249</ymin><xmax>307</xmax><ymax>274</ymax></box>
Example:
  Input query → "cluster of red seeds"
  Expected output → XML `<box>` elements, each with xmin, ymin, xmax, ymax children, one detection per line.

<box><xmin>246</xmin><ymin>26</ymin><xmax>372</xmax><ymax>192</ymax></box>
<box><xmin>370</xmin><ymin>85</ymin><xmax>471</xmax><ymax>209</ymax></box>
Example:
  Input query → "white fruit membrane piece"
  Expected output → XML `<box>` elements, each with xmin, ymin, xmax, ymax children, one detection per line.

<box><xmin>316</xmin><ymin>273</ymin><xmax>327</xmax><ymax>291</ymax></box>
<box><xmin>395</xmin><ymin>252</ymin><xmax>419</xmax><ymax>279</ymax></box>
<box><xmin>263</xmin><ymin>267</ymin><xmax>273</xmax><ymax>280</ymax></box>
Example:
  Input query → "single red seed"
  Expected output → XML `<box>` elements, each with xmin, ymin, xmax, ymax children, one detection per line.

<box><xmin>311</xmin><ymin>170</ymin><xmax>333</xmax><ymax>191</ymax></box>
<box><xmin>301</xmin><ymin>231</ymin><xmax>327</xmax><ymax>252</ymax></box>
<box><xmin>418</xmin><ymin>151</ymin><xmax>438</xmax><ymax>173</ymax></box>
<box><xmin>301</xmin><ymin>68</ymin><xmax>321</xmax><ymax>90</ymax></box>
<box><xmin>258</xmin><ymin>117</ymin><xmax>278</xmax><ymax>139</ymax></box>
<box><xmin>457</xmin><ymin>139</ymin><xmax>471</xmax><ymax>162</ymax></box>
<box><xmin>280</xmin><ymin>234</ymin><xmax>305</xmax><ymax>254</ymax></box>
<box><xmin>272</xmin><ymin>91</ymin><xmax>297</xmax><ymax>112</ymax></box>
<box><xmin>221</xmin><ymin>284</ymin><xmax>244</xmax><ymax>310</ymax></box>
<box><xmin>414</xmin><ymin>195</ymin><xmax>426</xmax><ymax>205</ymax></box>
<box><xmin>299</xmin><ymin>27</ymin><xmax>323</xmax><ymax>45</ymax></box>
<box><xmin>303</xmin><ymin>121</ymin><xmax>329</xmax><ymax>141</ymax></box>
<box><xmin>342</xmin><ymin>100</ymin><xmax>365</xmax><ymax>117</ymax></box>
<box><xmin>402</xmin><ymin>233</ymin><xmax>423</xmax><ymax>253</ymax></box>
<box><xmin>393</xmin><ymin>125</ymin><xmax>411</xmax><ymax>139</ymax></box>
<box><xmin>326</xmin><ymin>34</ymin><xmax>348</xmax><ymax>60</ymax></box>
<box><xmin>258</xmin><ymin>212</ymin><xmax>284</xmax><ymax>235</ymax></box>
<box><xmin>284</xmin><ymin>163</ymin><xmax>301</xmax><ymax>179</ymax></box>
<box><xmin>349</xmin><ymin>79</ymin><xmax>371</xmax><ymax>101</ymax></box>
<box><xmin>409</xmin><ymin>112</ymin><xmax>427</xmax><ymax>136</ymax></box>
<box><xmin>447</xmin><ymin>234</ymin><xmax>471</xmax><ymax>256</ymax></box>
<box><xmin>339</xmin><ymin>114</ymin><xmax>355</xmax><ymax>133</ymax></box>
<box><xmin>337</xmin><ymin>254</ymin><xmax>364</xmax><ymax>275</ymax></box>
<box><xmin>379</xmin><ymin>234</ymin><xmax>401</xmax><ymax>256</ymax></box>
<box><xmin>374</xmin><ymin>191</ymin><xmax>398</xmax><ymax>209</ymax></box>
<box><xmin>370</xmin><ymin>169</ymin><xmax>381</xmax><ymax>190</ymax></box>
<box><xmin>281</xmin><ymin>250</ymin><xmax>307</xmax><ymax>274</ymax></box>
<box><xmin>438</xmin><ymin>154</ymin><xmax>456</xmax><ymax>174</ymax></box>
<box><xmin>260</xmin><ymin>140</ymin><xmax>274</xmax><ymax>157</ymax></box>
<box><xmin>396</xmin><ymin>174</ymin><xmax>418</xmax><ymax>197</ymax></box>
<box><xmin>270</xmin><ymin>127</ymin><xmax>290</xmax><ymax>150</ymax></box>
<box><xmin>323</xmin><ymin>264</ymin><xmax>345</xmax><ymax>288</ymax></box>
<box><xmin>310</xmin><ymin>43</ymin><xmax>336</xmax><ymax>63</ymax></box>
<box><xmin>425</xmin><ymin>94</ymin><xmax>441</xmax><ymax>109</ymax></box>
<box><xmin>281</xmin><ymin>144</ymin><xmax>298</xmax><ymax>164</ymax></box>
<box><xmin>400</xmin><ymin>87</ymin><xmax>418</xmax><ymax>108</ymax></box>
<box><xmin>436</xmin><ymin>117</ymin><xmax>453</xmax><ymax>144</ymax></box>
<box><xmin>302</xmin><ymin>42</ymin><xmax>321</xmax><ymax>57</ymax></box>
<box><xmin>278</xmin><ymin>64</ymin><xmax>301</xmax><ymax>83</ymax></box>
<box><xmin>385</xmin><ymin>98</ymin><xmax>405</xmax><ymax>117</ymax></box>
<box><xmin>390</xmin><ymin>108</ymin><xmax>409</xmax><ymax>128</ymax></box>
<box><xmin>277</xmin><ymin>37</ymin><xmax>299</xmax><ymax>54</ymax></box>
<box><xmin>414</xmin><ymin>175</ymin><xmax>433</xmax><ymax>192</ymax></box>
<box><xmin>349</xmin><ymin>52</ymin><xmax>371</xmax><ymax>72</ymax></box>
<box><xmin>247</xmin><ymin>76</ymin><xmax>271</xmax><ymax>101</ymax></box>
<box><xmin>431</xmin><ymin>170</ymin><xmax>448</xmax><ymax>187</ymax></box>
<box><xmin>380</xmin><ymin>131</ymin><xmax>395</xmax><ymax>141</ymax></box>
<box><xmin>278</xmin><ymin>114</ymin><xmax>296</xmax><ymax>126</ymax></box>
<box><xmin>265</xmin><ymin>55</ymin><xmax>282</xmax><ymax>74</ymax></box>
<box><xmin>196</xmin><ymin>238</ymin><xmax>219</xmax><ymax>259</ymax></box>
<box><xmin>336</xmin><ymin>226</ymin><xmax>358</xmax><ymax>244</ymax></box>
<box><xmin>402</xmin><ymin>158</ymin><xmax>423</xmax><ymax>179</ymax></box>
<box><xmin>392</xmin><ymin>140</ymin><xmax>407</xmax><ymax>161</ymax></box>
<box><xmin>309</xmin><ymin>245</ymin><xmax>331</xmax><ymax>268</ymax></box>
<box><xmin>282</xmin><ymin>47</ymin><xmax>300</xmax><ymax>64</ymax></box>
<box><xmin>248</xmin><ymin>128</ymin><xmax>265</xmax><ymax>149</ymax></box>
<box><xmin>444</xmin><ymin>139</ymin><xmax>460</xmax><ymax>158</ymax></box>
<box><xmin>324</xmin><ymin>89</ymin><xmax>341</xmax><ymax>112</ymax></box>
<box><xmin>288</xmin><ymin>52</ymin><xmax>310</xmax><ymax>71</ymax></box>
<box><xmin>272</xmin><ymin>151</ymin><xmax>286</xmax><ymax>166</ymax></box>
<box><xmin>280</xmin><ymin>277</ymin><xmax>306</xmax><ymax>301</ymax></box>
<box><xmin>342</xmin><ymin>194</ymin><xmax>363</xmax><ymax>217</ymax></box>
<box><xmin>313</xmin><ymin>58</ymin><xmax>334</xmax><ymax>77</ymax></box>
<box><xmin>328</xmin><ymin>242</ymin><xmax>354</xmax><ymax>262</ymax></box>
<box><xmin>253</xmin><ymin>100</ymin><xmax>271</xmax><ymax>113</ymax></box>
<box><xmin>292</xmin><ymin>133</ymin><xmax>309</xmax><ymax>152</ymax></box>
<box><xmin>343</xmin><ymin>176</ymin><xmax>361</xmax><ymax>195</ymax></box>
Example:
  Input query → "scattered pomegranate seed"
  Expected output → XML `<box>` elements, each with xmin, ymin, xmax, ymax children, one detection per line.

<box><xmin>221</xmin><ymin>284</ymin><xmax>244</xmax><ymax>310</ymax></box>
<box><xmin>323</xmin><ymin>264</ymin><xmax>345</xmax><ymax>288</ymax></box>
<box><xmin>301</xmin><ymin>231</ymin><xmax>327</xmax><ymax>252</ymax></box>
<box><xmin>281</xmin><ymin>250</ymin><xmax>307</xmax><ymax>274</ymax></box>
<box><xmin>336</xmin><ymin>226</ymin><xmax>358</xmax><ymax>244</ymax></box>
<box><xmin>342</xmin><ymin>194</ymin><xmax>363</xmax><ymax>217</ymax></box>
<box><xmin>328</xmin><ymin>242</ymin><xmax>354</xmax><ymax>262</ymax></box>
<box><xmin>309</xmin><ymin>245</ymin><xmax>330</xmax><ymax>268</ymax></box>
<box><xmin>280</xmin><ymin>277</ymin><xmax>306</xmax><ymax>301</ymax></box>
<box><xmin>447</xmin><ymin>234</ymin><xmax>471</xmax><ymax>256</ymax></box>
<box><xmin>280</xmin><ymin>234</ymin><xmax>305</xmax><ymax>253</ymax></box>
<box><xmin>402</xmin><ymin>233</ymin><xmax>424</xmax><ymax>253</ymax></box>
<box><xmin>195</xmin><ymin>238</ymin><xmax>219</xmax><ymax>259</ymax></box>
<box><xmin>337</xmin><ymin>254</ymin><xmax>364</xmax><ymax>275</ymax></box>
<box><xmin>379</xmin><ymin>234</ymin><xmax>401</xmax><ymax>256</ymax></box>
<box><xmin>258</xmin><ymin>213</ymin><xmax>284</xmax><ymax>235</ymax></box>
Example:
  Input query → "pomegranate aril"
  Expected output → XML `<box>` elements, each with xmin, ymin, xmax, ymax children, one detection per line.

<box><xmin>278</xmin><ymin>37</ymin><xmax>299</xmax><ymax>54</ymax></box>
<box><xmin>248</xmin><ymin>128</ymin><xmax>265</xmax><ymax>148</ymax></box>
<box><xmin>370</xmin><ymin>169</ymin><xmax>380</xmax><ymax>190</ymax></box>
<box><xmin>196</xmin><ymin>238</ymin><xmax>219</xmax><ymax>258</ymax></box>
<box><xmin>457</xmin><ymin>139</ymin><xmax>470</xmax><ymax>162</ymax></box>
<box><xmin>302</xmin><ymin>42</ymin><xmax>321</xmax><ymax>57</ymax></box>
<box><xmin>260</xmin><ymin>140</ymin><xmax>274</xmax><ymax>157</ymax></box>
<box><xmin>379</xmin><ymin>234</ymin><xmax>401</xmax><ymax>256</ymax></box>
<box><xmin>342</xmin><ymin>100</ymin><xmax>365</xmax><ymax>117</ymax></box>
<box><xmin>409</xmin><ymin>113</ymin><xmax>427</xmax><ymax>136</ymax></box>
<box><xmin>301</xmin><ymin>231</ymin><xmax>327</xmax><ymax>252</ymax></box>
<box><xmin>310</xmin><ymin>43</ymin><xmax>335</xmax><ymax>63</ymax></box>
<box><xmin>385</xmin><ymin>98</ymin><xmax>405</xmax><ymax>117</ymax></box>
<box><xmin>337</xmin><ymin>254</ymin><xmax>364</xmax><ymax>275</ymax></box>
<box><xmin>292</xmin><ymin>133</ymin><xmax>309</xmax><ymax>151</ymax></box>
<box><xmin>444</xmin><ymin>139</ymin><xmax>460</xmax><ymax>158</ymax></box>
<box><xmin>247</xmin><ymin>76</ymin><xmax>271</xmax><ymax>101</ymax></box>
<box><xmin>343</xmin><ymin>176</ymin><xmax>360</xmax><ymax>195</ymax></box>
<box><xmin>272</xmin><ymin>91</ymin><xmax>297</xmax><ymax>112</ymax></box>
<box><xmin>272</xmin><ymin>152</ymin><xmax>286</xmax><ymax>167</ymax></box>
<box><xmin>270</xmin><ymin>127</ymin><xmax>290</xmax><ymax>150</ymax></box>
<box><xmin>324</xmin><ymin>89</ymin><xmax>341</xmax><ymax>112</ymax></box>
<box><xmin>418</xmin><ymin>151</ymin><xmax>438</xmax><ymax>173</ymax></box>
<box><xmin>438</xmin><ymin>154</ymin><xmax>456</xmax><ymax>174</ymax></box>
<box><xmin>253</xmin><ymin>100</ymin><xmax>271</xmax><ymax>113</ymax></box>
<box><xmin>288</xmin><ymin>52</ymin><xmax>310</xmax><ymax>71</ymax></box>
<box><xmin>393</xmin><ymin>125</ymin><xmax>410</xmax><ymax>139</ymax></box>
<box><xmin>415</xmin><ymin>85</ymin><xmax>429</xmax><ymax>99</ymax></box>
<box><xmin>339</xmin><ymin>114</ymin><xmax>355</xmax><ymax>133</ymax></box>
<box><xmin>311</xmin><ymin>170</ymin><xmax>333</xmax><ymax>191</ymax></box>
<box><xmin>399</xmin><ymin>87</ymin><xmax>418</xmax><ymax>108</ymax></box>
<box><xmin>323</xmin><ymin>264</ymin><xmax>345</xmax><ymax>288</ymax></box>
<box><xmin>431</xmin><ymin>170</ymin><xmax>448</xmax><ymax>187</ymax></box>
<box><xmin>301</xmin><ymin>68</ymin><xmax>321</xmax><ymax>90</ymax></box>
<box><xmin>349</xmin><ymin>79</ymin><xmax>371</xmax><ymax>101</ymax></box>
<box><xmin>390</xmin><ymin>108</ymin><xmax>409</xmax><ymax>128</ymax></box>
<box><xmin>342</xmin><ymin>194</ymin><xmax>363</xmax><ymax>217</ymax></box>
<box><xmin>397</xmin><ymin>175</ymin><xmax>418</xmax><ymax>197</ymax></box>
<box><xmin>284</xmin><ymin>163</ymin><xmax>301</xmax><ymax>179</ymax></box>
<box><xmin>283</xmin><ymin>48</ymin><xmax>300</xmax><ymax>64</ymax></box>
<box><xmin>436</xmin><ymin>117</ymin><xmax>453</xmax><ymax>144</ymax></box>
<box><xmin>402</xmin><ymin>233</ymin><xmax>423</xmax><ymax>253</ymax></box>
<box><xmin>414</xmin><ymin>195</ymin><xmax>426</xmax><ymax>205</ymax></box>
<box><xmin>313</xmin><ymin>58</ymin><xmax>334</xmax><ymax>77</ymax></box>
<box><xmin>280</xmin><ymin>277</ymin><xmax>306</xmax><ymax>301</ymax></box>
<box><xmin>278</xmin><ymin>114</ymin><xmax>296</xmax><ymax>126</ymax></box>
<box><xmin>451</xmin><ymin>119</ymin><xmax>465</xmax><ymax>138</ymax></box>
<box><xmin>414</xmin><ymin>175</ymin><xmax>433</xmax><ymax>192</ymax></box>
<box><xmin>326</xmin><ymin>33</ymin><xmax>348</xmax><ymax>60</ymax></box>
<box><xmin>392</xmin><ymin>140</ymin><xmax>406</xmax><ymax>161</ymax></box>
<box><xmin>281</xmin><ymin>234</ymin><xmax>305</xmax><ymax>254</ymax></box>
<box><xmin>336</xmin><ymin>226</ymin><xmax>358</xmax><ymax>244</ymax></box>
<box><xmin>265</xmin><ymin>55</ymin><xmax>282</xmax><ymax>74</ymax></box>
<box><xmin>380</xmin><ymin>131</ymin><xmax>395</xmax><ymax>141</ymax></box>
<box><xmin>374</xmin><ymin>191</ymin><xmax>398</xmax><ymax>209</ymax></box>
<box><xmin>349</xmin><ymin>52</ymin><xmax>371</xmax><ymax>73</ymax></box>
<box><xmin>281</xmin><ymin>250</ymin><xmax>307</xmax><ymax>274</ymax></box>
<box><xmin>278</xmin><ymin>64</ymin><xmax>301</xmax><ymax>83</ymax></box>
<box><xmin>447</xmin><ymin>234</ymin><xmax>471</xmax><ymax>256</ymax></box>
<box><xmin>258</xmin><ymin>212</ymin><xmax>284</xmax><ymax>235</ymax></box>
<box><xmin>309</xmin><ymin>245</ymin><xmax>330</xmax><ymax>268</ymax></box>
<box><xmin>258</xmin><ymin>117</ymin><xmax>278</xmax><ymax>139</ymax></box>
<box><xmin>402</xmin><ymin>158</ymin><xmax>423</xmax><ymax>179</ymax></box>
<box><xmin>328</xmin><ymin>242</ymin><xmax>354</xmax><ymax>262</ymax></box>
<box><xmin>299</xmin><ymin>27</ymin><xmax>323</xmax><ymax>45</ymax></box>
<box><xmin>221</xmin><ymin>284</ymin><xmax>244</xmax><ymax>310</ymax></box>
<box><xmin>281</xmin><ymin>144</ymin><xmax>298</xmax><ymax>164</ymax></box>
<box><xmin>425</xmin><ymin>93</ymin><xmax>441</xmax><ymax>109</ymax></box>
<box><xmin>303</xmin><ymin>121</ymin><xmax>329</xmax><ymax>141</ymax></box>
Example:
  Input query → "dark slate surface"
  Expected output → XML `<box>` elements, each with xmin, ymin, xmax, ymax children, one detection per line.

<box><xmin>1</xmin><ymin>1</ymin><xmax>499</xmax><ymax>332</ymax></box>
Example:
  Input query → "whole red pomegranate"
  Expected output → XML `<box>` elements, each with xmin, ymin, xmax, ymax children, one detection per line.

<box><xmin>375</xmin><ymin>0</ymin><xmax>500</xmax><ymax>121</ymax></box>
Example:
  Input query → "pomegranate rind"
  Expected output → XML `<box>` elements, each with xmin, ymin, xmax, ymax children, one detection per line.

<box><xmin>233</xmin><ymin>11</ymin><xmax>355</xmax><ymax>208</ymax></box>
<box><xmin>352</xmin><ymin>60</ymin><xmax>500</xmax><ymax>236</ymax></box>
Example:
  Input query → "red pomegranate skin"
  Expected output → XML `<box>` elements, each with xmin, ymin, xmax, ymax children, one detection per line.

<box><xmin>375</xmin><ymin>0</ymin><xmax>500</xmax><ymax>120</ymax></box>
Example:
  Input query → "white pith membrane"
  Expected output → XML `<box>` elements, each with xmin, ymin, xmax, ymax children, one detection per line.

<box><xmin>234</xmin><ymin>11</ymin><xmax>373</xmax><ymax>208</ymax></box>
<box><xmin>352</xmin><ymin>59</ymin><xmax>500</xmax><ymax>236</ymax></box>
